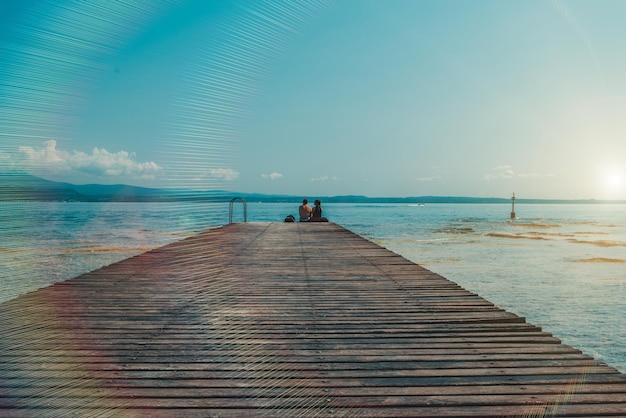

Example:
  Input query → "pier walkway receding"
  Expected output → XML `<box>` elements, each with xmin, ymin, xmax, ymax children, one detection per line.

<box><xmin>1</xmin><ymin>222</ymin><xmax>625</xmax><ymax>417</ymax></box>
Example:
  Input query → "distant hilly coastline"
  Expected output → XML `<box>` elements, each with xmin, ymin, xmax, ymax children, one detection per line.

<box><xmin>0</xmin><ymin>172</ymin><xmax>229</xmax><ymax>202</ymax></box>
<box><xmin>0</xmin><ymin>172</ymin><xmax>623</xmax><ymax>204</ymax></box>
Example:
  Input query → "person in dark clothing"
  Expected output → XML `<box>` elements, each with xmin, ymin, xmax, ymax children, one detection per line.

<box><xmin>311</xmin><ymin>199</ymin><xmax>323</xmax><ymax>221</ymax></box>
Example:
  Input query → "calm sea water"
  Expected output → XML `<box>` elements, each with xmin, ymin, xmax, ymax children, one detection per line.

<box><xmin>1</xmin><ymin>201</ymin><xmax>624</xmax><ymax>373</ymax></box>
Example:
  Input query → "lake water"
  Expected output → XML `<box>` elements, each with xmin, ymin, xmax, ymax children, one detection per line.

<box><xmin>1</xmin><ymin>201</ymin><xmax>624</xmax><ymax>373</ymax></box>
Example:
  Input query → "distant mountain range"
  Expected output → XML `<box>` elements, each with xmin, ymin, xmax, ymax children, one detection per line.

<box><xmin>0</xmin><ymin>172</ymin><xmax>622</xmax><ymax>204</ymax></box>
<box><xmin>0</xmin><ymin>172</ymin><xmax>231</xmax><ymax>202</ymax></box>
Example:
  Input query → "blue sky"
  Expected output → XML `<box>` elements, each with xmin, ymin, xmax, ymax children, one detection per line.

<box><xmin>1</xmin><ymin>0</ymin><xmax>626</xmax><ymax>199</ymax></box>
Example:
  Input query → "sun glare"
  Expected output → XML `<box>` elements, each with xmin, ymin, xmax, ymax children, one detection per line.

<box><xmin>602</xmin><ymin>168</ymin><xmax>625</xmax><ymax>198</ymax></box>
<box><xmin>607</xmin><ymin>173</ymin><xmax>623</xmax><ymax>188</ymax></box>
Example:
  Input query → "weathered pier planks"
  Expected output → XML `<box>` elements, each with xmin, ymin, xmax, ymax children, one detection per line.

<box><xmin>1</xmin><ymin>222</ymin><xmax>625</xmax><ymax>417</ymax></box>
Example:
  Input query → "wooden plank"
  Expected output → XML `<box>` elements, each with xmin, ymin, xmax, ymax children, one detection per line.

<box><xmin>1</xmin><ymin>222</ymin><xmax>624</xmax><ymax>417</ymax></box>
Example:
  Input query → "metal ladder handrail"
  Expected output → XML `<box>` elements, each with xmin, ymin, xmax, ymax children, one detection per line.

<box><xmin>228</xmin><ymin>197</ymin><xmax>247</xmax><ymax>223</ymax></box>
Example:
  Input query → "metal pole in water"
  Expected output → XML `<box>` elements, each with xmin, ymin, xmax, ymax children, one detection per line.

<box><xmin>510</xmin><ymin>193</ymin><xmax>516</xmax><ymax>219</ymax></box>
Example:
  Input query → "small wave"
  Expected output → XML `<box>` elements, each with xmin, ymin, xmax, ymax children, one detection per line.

<box><xmin>567</xmin><ymin>239</ymin><xmax>626</xmax><ymax>248</ymax></box>
<box><xmin>572</xmin><ymin>221</ymin><xmax>619</xmax><ymax>227</ymax></box>
<box><xmin>414</xmin><ymin>237</ymin><xmax>454</xmax><ymax>243</ymax></box>
<box><xmin>62</xmin><ymin>246</ymin><xmax>153</xmax><ymax>254</ymax></box>
<box><xmin>433</xmin><ymin>227</ymin><xmax>475</xmax><ymax>234</ymax></box>
<box><xmin>577</xmin><ymin>258</ymin><xmax>625</xmax><ymax>263</ymax></box>
<box><xmin>420</xmin><ymin>258</ymin><xmax>461</xmax><ymax>266</ymax></box>
<box><xmin>454</xmin><ymin>217</ymin><xmax>485</xmax><ymax>223</ymax></box>
<box><xmin>525</xmin><ymin>231</ymin><xmax>575</xmax><ymax>238</ymax></box>
<box><xmin>486</xmin><ymin>233</ymin><xmax>548</xmax><ymax>240</ymax></box>
<box><xmin>510</xmin><ymin>222</ymin><xmax>561</xmax><ymax>228</ymax></box>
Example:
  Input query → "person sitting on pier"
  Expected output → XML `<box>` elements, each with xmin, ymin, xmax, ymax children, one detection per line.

<box><xmin>299</xmin><ymin>199</ymin><xmax>313</xmax><ymax>222</ymax></box>
<box><xmin>310</xmin><ymin>199</ymin><xmax>328</xmax><ymax>222</ymax></box>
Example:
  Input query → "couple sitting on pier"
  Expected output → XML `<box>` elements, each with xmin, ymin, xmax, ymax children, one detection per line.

<box><xmin>299</xmin><ymin>198</ymin><xmax>327</xmax><ymax>222</ymax></box>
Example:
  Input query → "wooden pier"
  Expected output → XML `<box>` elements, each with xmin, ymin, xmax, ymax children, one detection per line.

<box><xmin>1</xmin><ymin>222</ymin><xmax>625</xmax><ymax>417</ymax></box>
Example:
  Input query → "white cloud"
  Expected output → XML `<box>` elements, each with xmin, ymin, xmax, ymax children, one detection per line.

<box><xmin>309</xmin><ymin>176</ymin><xmax>340</xmax><ymax>182</ymax></box>
<box><xmin>483</xmin><ymin>165</ymin><xmax>554</xmax><ymax>181</ymax></box>
<box><xmin>518</xmin><ymin>172</ymin><xmax>555</xmax><ymax>178</ymax></box>
<box><xmin>416</xmin><ymin>176</ymin><xmax>439</xmax><ymax>182</ymax></box>
<box><xmin>209</xmin><ymin>168</ymin><xmax>240</xmax><ymax>181</ymax></box>
<box><xmin>17</xmin><ymin>140</ymin><xmax>161</xmax><ymax>179</ymax></box>
<box><xmin>261</xmin><ymin>172</ymin><xmax>283</xmax><ymax>180</ymax></box>
<box><xmin>483</xmin><ymin>165</ymin><xmax>515</xmax><ymax>180</ymax></box>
